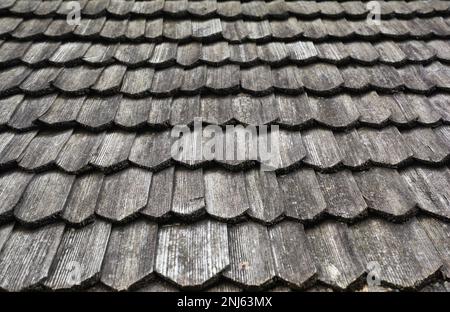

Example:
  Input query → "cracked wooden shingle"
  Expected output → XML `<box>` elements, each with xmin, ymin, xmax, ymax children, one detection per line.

<box><xmin>403</xmin><ymin>127</ymin><xmax>450</xmax><ymax>163</ymax></box>
<box><xmin>244</xmin><ymin>169</ymin><xmax>284</xmax><ymax>223</ymax></box>
<box><xmin>334</xmin><ymin>130</ymin><xmax>371</xmax><ymax>168</ymax></box>
<box><xmin>171</xmin><ymin>168</ymin><xmax>205</xmax><ymax>218</ymax></box>
<box><xmin>121</xmin><ymin>68</ymin><xmax>154</xmax><ymax>97</ymax></box>
<box><xmin>418</xmin><ymin>217</ymin><xmax>450</xmax><ymax>279</ymax></box>
<box><xmin>92</xmin><ymin>65</ymin><xmax>127</xmax><ymax>94</ymax></box>
<box><xmin>141</xmin><ymin>167</ymin><xmax>174</xmax><ymax>219</ymax></box>
<box><xmin>0</xmin><ymin>66</ymin><xmax>31</xmax><ymax>95</ymax></box>
<box><xmin>0</xmin><ymin>95</ymin><xmax>23</xmax><ymax>127</ymax></box>
<box><xmin>0</xmin><ymin>131</ymin><xmax>37</xmax><ymax>167</ymax></box>
<box><xmin>38</xmin><ymin>96</ymin><xmax>85</xmax><ymax>127</ymax></box>
<box><xmin>275</xmin><ymin>93</ymin><xmax>315</xmax><ymax>127</ymax></box>
<box><xmin>309</xmin><ymin>94</ymin><xmax>360</xmax><ymax>129</ymax></box>
<box><xmin>114</xmin><ymin>43</ymin><xmax>154</xmax><ymax>66</ymax></box>
<box><xmin>231</xmin><ymin>94</ymin><xmax>278</xmax><ymax>125</ymax></box>
<box><xmin>53</xmin><ymin>66</ymin><xmax>102</xmax><ymax>94</ymax></box>
<box><xmin>114</xmin><ymin>97</ymin><xmax>152</xmax><ymax>129</ymax></box>
<box><xmin>224</xmin><ymin>222</ymin><xmax>275</xmax><ymax>288</ymax></box>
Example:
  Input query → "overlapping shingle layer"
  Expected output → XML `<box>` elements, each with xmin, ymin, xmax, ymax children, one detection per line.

<box><xmin>0</xmin><ymin>0</ymin><xmax>450</xmax><ymax>292</ymax></box>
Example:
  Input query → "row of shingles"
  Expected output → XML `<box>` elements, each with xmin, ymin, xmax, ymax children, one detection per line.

<box><xmin>2</xmin><ymin>60</ymin><xmax>450</xmax><ymax>97</ymax></box>
<box><xmin>2</xmin><ymin>15</ymin><xmax>450</xmax><ymax>43</ymax></box>
<box><xmin>0</xmin><ymin>214</ymin><xmax>449</xmax><ymax>291</ymax></box>
<box><xmin>1</xmin><ymin>39</ymin><xmax>450</xmax><ymax>69</ymax></box>
<box><xmin>2</xmin><ymin>0</ymin><xmax>450</xmax><ymax>20</ymax></box>
<box><xmin>2</xmin><ymin>92</ymin><xmax>450</xmax><ymax>133</ymax></box>
<box><xmin>1</xmin><ymin>108</ymin><xmax>450</xmax><ymax>173</ymax></box>
<box><xmin>1</xmin><ymin>150</ymin><xmax>450</xmax><ymax>226</ymax></box>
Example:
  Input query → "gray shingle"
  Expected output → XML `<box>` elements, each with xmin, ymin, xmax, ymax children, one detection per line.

<box><xmin>278</xmin><ymin>168</ymin><xmax>326</xmax><ymax>221</ymax></box>
<box><xmin>96</xmin><ymin>168</ymin><xmax>152</xmax><ymax>222</ymax></box>
<box><xmin>14</xmin><ymin>171</ymin><xmax>74</xmax><ymax>225</ymax></box>
<box><xmin>62</xmin><ymin>172</ymin><xmax>104</xmax><ymax>225</ymax></box>
<box><xmin>156</xmin><ymin>220</ymin><xmax>229</xmax><ymax>289</ymax></box>
<box><xmin>172</xmin><ymin>168</ymin><xmax>205</xmax><ymax>218</ymax></box>
<box><xmin>351</xmin><ymin>218</ymin><xmax>442</xmax><ymax>289</ymax></box>
<box><xmin>204</xmin><ymin>169</ymin><xmax>250</xmax><ymax>220</ymax></box>
<box><xmin>44</xmin><ymin>221</ymin><xmax>111</xmax><ymax>290</ymax></box>
<box><xmin>306</xmin><ymin>221</ymin><xmax>365</xmax><ymax>290</ymax></box>
<box><xmin>0</xmin><ymin>223</ymin><xmax>65</xmax><ymax>291</ymax></box>
<box><xmin>354</xmin><ymin>168</ymin><xmax>417</xmax><ymax>219</ymax></box>
<box><xmin>101</xmin><ymin>220</ymin><xmax>158</xmax><ymax>291</ymax></box>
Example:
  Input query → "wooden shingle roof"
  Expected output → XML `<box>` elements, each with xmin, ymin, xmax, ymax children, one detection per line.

<box><xmin>0</xmin><ymin>0</ymin><xmax>450</xmax><ymax>292</ymax></box>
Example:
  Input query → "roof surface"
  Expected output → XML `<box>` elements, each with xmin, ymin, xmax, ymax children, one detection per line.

<box><xmin>0</xmin><ymin>0</ymin><xmax>450</xmax><ymax>292</ymax></box>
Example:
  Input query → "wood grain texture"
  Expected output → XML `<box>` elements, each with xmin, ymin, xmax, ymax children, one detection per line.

<box><xmin>44</xmin><ymin>221</ymin><xmax>111</xmax><ymax>289</ymax></box>
<box><xmin>351</xmin><ymin>218</ymin><xmax>442</xmax><ymax>289</ymax></box>
<box><xmin>56</xmin><ymin>131</ymin><xmax>105</xmax><ymax>173</ymax></box>
<box><xmin>359</xmin><ymin>127</ymin><xmax>413</xmax><ymax>167</ymax></box>
<box><xmin>8</xmin><ymin>95</ymin><xmax>56</xmax><ymax>130</ymax></box>
<box><xmin>0</xmin><ymin>223</ymin><xmax>64</xmax><ymax>291</ymax></box>
<box><xmin>14</xmin><ymin>171</ymin><xmax>75</xmax><ymax>225</ymax></box>
<box><xmin>96</xmin><ymin>168</ymin><xmax>152</xmax><ymax>222</ymax></box>
<box><xmin>354</xmin><ymin>168</ymin><xmax>417</xmax><ymax>219</ymax></box>
<box><xmin>317</xmin><ymin>170</ymin><xmax>367</xmax><ymax>220</ymax></box>
<box><xmin>278</xmin><ymin>168</ymin><xmax>326</xmax><ymax>221</ymax></box>
<box><xmin>129</xmin><ymin>130</ymin><xmax>172</xmax><ymax>170</ymax></box>
<box><xmin>302</xmin><ymin>128</ymin><xmax>343</xmax><ymax>169</ymax></box>
<box><xmin>0</xmin><ymin>170</ymin><xmax>33</xmax><ymax>220</ymax></box>
<box><xmin>204</xmin><ymin>169</ymin><xmax>250</xmax><ymax>220</ymax></box>
<box><xmin>62</xmin><ymin>173</ymin><xmax>104</xmax><ymax>225</ymax></box>
<box><xmin>91</xmin><ymin>131</ymin><xmax>135</xmax><ymax>171</ymax></box>
<box><xmin>19</xmin><ymin>130</ymin><xmax>73</xmax><ymax>171</ymax></box>
<box><xmin>224</xmin><ymin>222</ymin><xmax>275</xmax><ymax>288</ymax></box>
<box><xmin>244</xmin><ymin>169</ymin><xmax>284</xmax><ymax>223</ymax></box>
<box><xmin>306</xmin><ymin>221</ymin><xmax>365</xmax><ymax>290</ymax></box>
<box><xmin>101</xmin><ymin>220</ymin><xmax>158</xmax><ymax>291</ymax></box>
<box><xmin>401</xmin><ymin>167</ymin><xmax>450</xmax><ymax>220</ymax></box>
<box><xmin>418</xmin><ymin>216</ymin><xmax>450</xmax><ymax>279</ymax></box>
<box><xmin>269</xmin><ymin>221</ymin><xmax>317</xmax><ymax>288</ymax></box>
<box><xmin>142</xmin><ymin>167</ymin><xmax>174</xmax><ymax>219</ymax></box>
<box><xmin>156</xmin><ymin>220</ymin><xmax>229</xmax><ymax>288</ymax></box>
<box><xmin>76</xmin><ymin>96</ymin><xmax>121</xmax><ymax>130</ymax></box>
<box><xmin>172</xmin><ymin>168</ymin><xmax>205</xmax><ymax>218</ymax></box>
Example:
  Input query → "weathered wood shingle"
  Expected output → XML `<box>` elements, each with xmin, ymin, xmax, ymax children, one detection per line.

<box><xmin>156</xmin><ymin>220</ymin><xmax>229</xmax><ymax>289</ymax></box>
<box><xmin>101</xmin><ymin>220</ymin><xmax>158</xmax><ymax>291</ymax></box>
<box><xmin>0</xmin><ymin>223</ymin><xmax>65</xmax><ymax>291</ymax></box>
<box><xmin>44</xmin><ymin>221</ymin><xmax>111</xmax><ymax>290</ymax></box>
